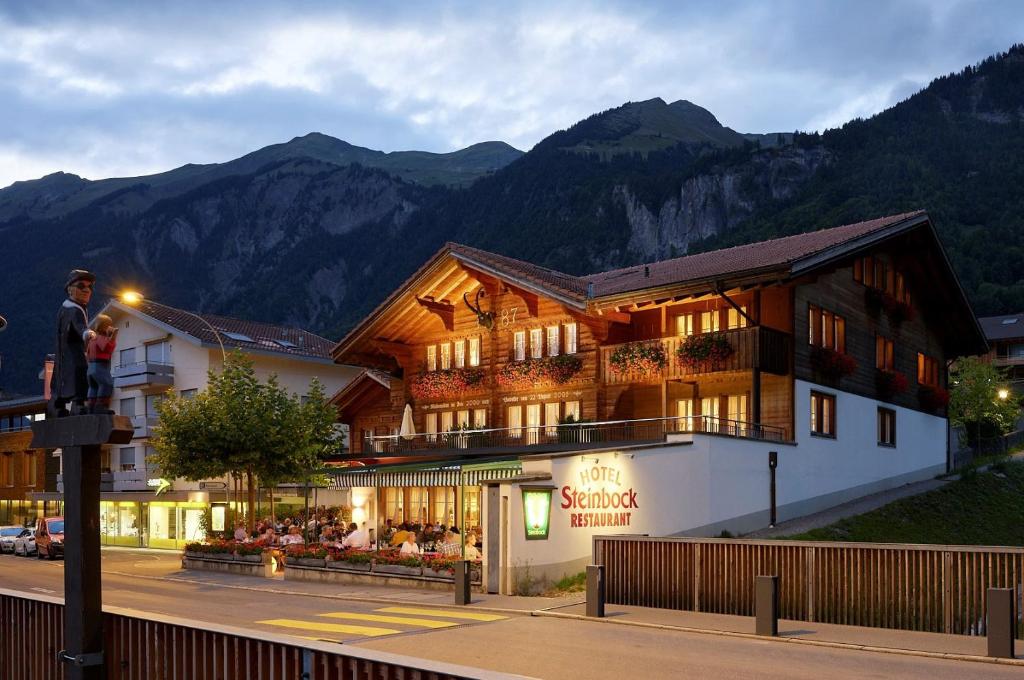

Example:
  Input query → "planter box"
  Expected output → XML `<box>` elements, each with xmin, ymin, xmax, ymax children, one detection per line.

<box><xmin>292</xmin><ymin>558</ymin><xmax>326</xmax><ymax>568</ymax></box>
<box><xmin>422</xmin><ymin>567</ymin><xmax>454</xmax><ymax>580</ymax></box>
<box><xmin>205</xmin><ymin>552</ymin><xmax>234</xmax><ymax>560</ymax></box>
<box><xmin>183</xmin><ymin>550</ymin><xmax>204</xmax><ymax>559</ymax></box>
<box><xmin>234</xmin><ymin>554</ymin><xmax>264</xmax><ymax>563</ymax></box>
<box><xmin>373</xmin><ymin>564</ymin><xmax>422</xmax><ymax>577</ymax></box>
<box><xmin>327</xmin><ymin>560</ymin><xmax>371</xmax><ymax>571</ymax></box>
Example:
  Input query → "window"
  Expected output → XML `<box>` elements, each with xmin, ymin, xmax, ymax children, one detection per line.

<box><xmin>546</xmin><ymin>326</ymin><xmax>560</xmax><ymax>357</ymax></box>
<box><xmin>701</xmin><ymin>396</ymin><xmax>720</xmax><ymax>420</ymax></box>
<box><xmin>676</xmin><ymin>313</ymin><xmax>694</xmax><ymax>337</ymax></box>
<box><xmin>145</xmin><ymin>394</ymin><xmax>164</xmax><ymax>418</ymax></box>
<box><xmin>119</xmin><ymin>447</ymin><xmax>136</xmax><ymax>472</ymax></box>
<box><xmin>875</xmin><ymin>335</ymin><xmax>895</xmax><ymax>371</ymax></box>
<box><xmin>145</xmin><ymin>341</ymin><xmax>171</xmax><ymax>365</ymax></box>
<box><xmin>855</xmin><ymin>256</ymin><xmax>911</xmax><ymax>304</ymax></box>
<box><xmin>433</xmin><ymin>487</ymin><xmax>455</xmax><ymax>525</ymax></box>
<box><xmin>456</xmin><ymin>409</ymin><xmax>470</xmax><ymax>428</ymax></box>
<box><xmin>545</xmin><ymin>402</ymin><xmax>560</xmax><ymax>435</ymax></box>
<box><xmin>223</xmin><ymin>331</ymin><xmax>253</xmax><ymax>342</ymax></box>
<box><xmin>440</xmin><ymin>411</ymin><xmax>454</xmax><ymax>433</ymax></box>
<box><xmin>878</xmin><ymin>408</ymin><xmax>896</xmax><ymax>446</ymax></box>
<box><xmin>180</xmin><ymin>388</ymin><xmax>198</xmax><ymax>399</ymax></box>
<box><xmin>1</xmin><ymin>455</ymin><xmax>12</xmax><ymax>487</ymax></box>
<box><xmin>472</xmin><ymin>408</ymin><xmax>487</xmax><ymax>428</ymax></box>
<box><xmin>727</xmin><ymin>306</ymin><xmax>748</xmax><ymax>330</ymax></box>
<box><xmin>917</xmin><ymin>353</ymin><xmax>940</xmax><ymax>387</ymax></box>
<box><xmin>426</xmin><ymin>345</ymin><xmax>437</xmax><ymax>371</ymax></box>
<box><xmin>564</xmin><ymin>323</ymin><xmax>578</xmax><ymax>354</ymax></box>
<box><xmin>439</xmin><ymin>343</ymin><xmax>451</xmax><ymax>370</ymax></box>
<box><xmin>119</xmin><ymin>347</ymin><xmax>136</xmax><ymax>367</ymax></box>
<box><xmin>408</xmin><ymin>487</ymin><xmax>429</xmax><ymax>525</ymax></box>
<box><xmin>530</xmin><ymin>328</ymin><xmax>543</xmax><ymax>359</ymax></box>
<box><xmin>508</xmin><ymin>405</ymin><xmax>523</xmax><ymax>437</ymax></box>
<box><xmin>526</xmin><ymin>403</ymin><xmax>542</xmax><ymax>443</ymax></box>
<box><xmin>810</xmin><ymin>391</ymin><xmax>836</xmax><ymax>437</ymax></box>
<box><xmin>513</xmin><ymin>331</ymin><xmax>526</xmax><ymax>361</ymax></box>
<box><xmin>425</xmin><ymin>413</ymin><xmax>438</xmax><ymax>442</ymax></box>
<box><xmin>564</xmin><ymin>401</ymin><xmax>580</xmax><ymax>422</ymax></box>
<box><xmin>23</xmin><ymin>453</ymin><xmax>36</xmax><ymax>487</ymax></box>
<box><xmin>468</xmin><ymin>337</ymin><xmax>481</xmax><ymax>366</ymax></box>
<box><xmin>808</xmin><ymin>304</ymin><xmax>845</xmax><ymax>352</ymax></box>
<box><xmin>727</xmin><ymin>394</ymin><xmax>748</xmax><ymax>424</ymax></box>
<box><xmin>700</xmin><ymin>310</ymin><xmax>720</xmax><ymax>334</ymax></box>
<box><xmin>453</xmin><ymin>340</ymin><xmax>466</xmax><ymax>368</ymax></box>
<box><xmin>120</xmin><ymin>398</ymin><xmax>136</xmax><ymax>418</ymax></box>
<box><xmin>676</xmin><ymin>398</ymin><xmax>694</xmax><ymax>431</ymax></box>
<box><xmin>384</xmin><ymin>488</ymin><xmax>402</xmax><ymax>523</ymax></box>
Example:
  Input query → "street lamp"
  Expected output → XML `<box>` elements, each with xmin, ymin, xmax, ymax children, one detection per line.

<box><xmin>997</xmin><ymin>388</ymin><xmax>1010</xmax><ymax>401</ymax></box>
<box><xmin>120</xmin><ymin>291</ymin><xmax>226</xmax><ymax>361</ymax></box>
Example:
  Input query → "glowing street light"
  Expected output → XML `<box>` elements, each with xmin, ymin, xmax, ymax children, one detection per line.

<box><xmin>120</xmin><ymin>290</ymin><xmax>226</xmax><ymax>361</ymax></box>
<box><xmin>997</xmin><ymin>388</ymin><xmax>1010</xmax><ymax>401</ymax></box>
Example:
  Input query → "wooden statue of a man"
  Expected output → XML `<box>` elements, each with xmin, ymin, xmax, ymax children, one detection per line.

<box><xmin>48</xmin><ymin>269</ymin><xmax>97</xmax><ymax>417</ymax></box>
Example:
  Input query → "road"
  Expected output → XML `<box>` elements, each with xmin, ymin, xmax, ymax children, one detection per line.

<box><xmin>0</xmin><ymin>550</ymin><xmax>1019</xmax><ymax>679</ymax></box>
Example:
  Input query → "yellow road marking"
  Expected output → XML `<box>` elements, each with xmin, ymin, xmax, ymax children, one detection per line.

<box><xmin>319</xmin><ymin>612</ymin><xmax>456</xmax><ymax>629</ymax></box>
<box><xmin>376</xmin><ymin>606</ymin><xmax>508</xmax><ymax>622</ymax></box>
<box><xmin>257</xmin><ymin>618</ymin><xmax>400</xmax><ymax>637</ymax></box>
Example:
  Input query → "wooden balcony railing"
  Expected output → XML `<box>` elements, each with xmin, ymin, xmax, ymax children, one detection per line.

<box><xmin>600</xmin><ymin>326</ymin><xmax>791</xmax><ymax>385</ymax></box>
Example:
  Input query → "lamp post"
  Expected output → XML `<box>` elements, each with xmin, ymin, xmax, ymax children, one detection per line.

<box><xmin>120</xmin><ymin>291</ymin><xmax>226</xmax><ymax>361</ymax></box>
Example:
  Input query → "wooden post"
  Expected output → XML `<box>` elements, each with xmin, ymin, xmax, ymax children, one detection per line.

<box><xmin>31</xmin><ymin>414</ymin><xmax>133</xmax><ymax>680</ymax></box>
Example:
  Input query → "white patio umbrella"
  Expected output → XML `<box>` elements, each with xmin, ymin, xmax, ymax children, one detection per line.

<box><xmin>400</xmin><ymin>403</ymin><xmax>416</xmax><ymax>441</ymax></box>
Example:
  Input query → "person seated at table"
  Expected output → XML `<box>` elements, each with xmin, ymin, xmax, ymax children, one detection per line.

<box><xmin>279</xmin><ymin>525</ymin><xmax>304</xmax><ymax>546</ymax></box>
<box><xmin>261</xmin><ymin>526</ymin><xmax>278</xmax><ymax>545</ymax></box>
<box><xmin>341</xmin><ymin>522</ymin><xmax>369</xmax><ymax>549</ymax></box>
<box><xmin>233</xmin><ymin>522</ymin><xmax>247</xmax><ymax>542</ymax></box>
<box><xmin>438</xmin><ymin>531</ymin><xmax>461</xmax><ymax>557</ymax></box>
<box><xmin>399</xmin><ymin>532</ymin><xmax>421</xmax><ymax>556</ymax></box>
<box><xmin>463</xmin><ymin>532</ymin><xmax>481</xmax><ymax>561</ymax></box>
<box><xmin>319</xmin><ymin>526</ymin><xmax>338</xmax><ymax>546</ymax></box>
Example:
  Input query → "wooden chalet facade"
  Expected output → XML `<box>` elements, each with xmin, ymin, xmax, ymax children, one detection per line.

<box><xmin>332</xmin><ymin>211</ymin><xmax>983</xmax><ymax>459</ymax></box>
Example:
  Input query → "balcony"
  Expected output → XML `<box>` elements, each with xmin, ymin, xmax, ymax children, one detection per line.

<box><xmin>112</xmin><ymin>361</ymin><xmax>174</xmax><ymax>390</ymax></box>
<box><xmin>130</xmin><ymin>415</ymin><xmax>160</xmax><ymax>439</ymax></box>
<box><xmin>600</xmin><ymin>326</ymin><xmax>791</xmax><ymax>385</ymax></box>
<box><xmin>359</xmin><ymin>414</ymin><xmax>787</xmax><ymax>457</ymax></box>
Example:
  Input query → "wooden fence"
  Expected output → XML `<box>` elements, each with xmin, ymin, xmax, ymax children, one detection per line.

<box><xmin>593</xmin><ymin>536</ymin><xmax>1024</xmax><ymax>637</ymax></box>
<box><xmin>0</xmin><ymin>588</ymin><xmax>526</xmax><ymax>680</ymax></box>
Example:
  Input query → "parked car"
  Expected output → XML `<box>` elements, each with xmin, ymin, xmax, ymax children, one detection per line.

<box><xmin>0</xmin><ymin>526</ymin><xmax>28</xmax><ymax>553</ymax></box>
<box><xmin>35</xmin><ymin>517</ymin><xmax>64</xmax><ymax>560</ymax></box>
<box><xmin>13</xmin><ymin>529</ymin><xmax>35</xmax><ymax>556</ymax></box>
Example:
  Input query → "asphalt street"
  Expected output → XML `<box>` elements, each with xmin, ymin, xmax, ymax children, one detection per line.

<box><xmin>0</xmin><ymin>550</ymin><xmax>1019</xmax><ymax>679</ymax></box>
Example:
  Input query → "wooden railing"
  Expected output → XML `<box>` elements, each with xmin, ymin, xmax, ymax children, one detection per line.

<box><xmin>593</xmin><ymin>536</ymin><xmax>1024</xmax><ymax>638</ymax></box>
<box><xmin>600</xmin><ymin>326</ymin><xmax>791</xmax><ymax>385</ymax></box>
<box><xmin>0</xmin><ymin>588</ymin><xmax>527</xmax><ymax>680</ymax></box>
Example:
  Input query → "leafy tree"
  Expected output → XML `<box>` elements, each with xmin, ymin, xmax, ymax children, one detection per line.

<box><xmin>150</xmin><ymin>350</ymin><xmax>341</xmax><ymax>531</ymax></box>
<box><xmin>949</xmin><ymin>356</ymin><xmax>1021</xmax><ymax>448</ymax></box>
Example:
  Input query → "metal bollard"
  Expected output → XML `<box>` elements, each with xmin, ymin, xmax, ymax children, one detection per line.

<box><xmin>586</xmin><ymin>564</ymin><xmax>605</xmax><ymax>618</ymax></box>
<box><xmin>454</xmin><ymin>560</ymin><xmax>471</xmax><ymax>605</ymax></box>
<box><xmin>987</xmin><ymin>588</ymin><xmax>1016</xmax><ymax>659</ymax></box>
<box><xmin>755</xmin><ymin>575</ymin><xmax>779</xmax><ymax>636</ymax></box>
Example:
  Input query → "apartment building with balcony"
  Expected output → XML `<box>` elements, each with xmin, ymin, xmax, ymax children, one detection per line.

<box><xmin>978</xmin><ymin>312</ymin><xmax>1024</xmax><ymax>389</ymax></box>
<box><xmin>0</xmin><ymin>395</ymin><xmax>58</xmax><ymax>525</ymax></box>
<box><xmin>40</xmin><ymin>299</ymin><xmax>360</xmax><ymax>549</ymax></box>
<box><xmin>328</xmin><ymin>211</ymin><xmax>987</xmax><ymax>592</ymax></box>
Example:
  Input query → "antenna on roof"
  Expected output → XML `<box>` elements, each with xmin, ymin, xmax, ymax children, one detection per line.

<box><xmin>587</xmin><ymin>282</ymin><xmax>594</xmax><ymax>299</ymax></box>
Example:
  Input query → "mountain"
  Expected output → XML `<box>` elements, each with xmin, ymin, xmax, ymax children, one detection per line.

<box><xmin>4</xmin><ymin>45</ymin><xmax>1024</xmax><ymax>394</ymax></box>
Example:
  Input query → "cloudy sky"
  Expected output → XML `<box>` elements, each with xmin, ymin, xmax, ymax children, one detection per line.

<box><xmin>1</xmin><ymin>0</ymin><xmax>1022</xmax><ymax>189</ymax></box>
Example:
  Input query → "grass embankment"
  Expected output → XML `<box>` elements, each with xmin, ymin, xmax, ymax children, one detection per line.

<box><xmin>542</xmin><ymin>571</ymin><xmax>587</xmax><ymax>597</ymax></box>
<box><xmin>787</xmin><ymin>460</ymin><xmax>1024</xmax><ymax>546</ymax></box>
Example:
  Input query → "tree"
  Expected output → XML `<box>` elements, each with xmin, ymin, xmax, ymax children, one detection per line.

<box><xmin>150</xmin><ymin>350</ymin><xmax>342</xmax><ymax>532</ymax></box>
<box><xmin>949</xmin><ymin>356</ymin><xmax>1021</xmax><ymax>449</ymax></box>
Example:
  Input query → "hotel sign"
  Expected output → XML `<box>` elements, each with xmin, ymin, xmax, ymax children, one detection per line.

<box><xmin>560</xmin><ymin>463</ymin><xmax>637</xmax><ymax>529</ymax></box>
<box><xmin>521</xmin><ymin>486</ymin><xmax>555</xmax><ymax>540</ymax></box>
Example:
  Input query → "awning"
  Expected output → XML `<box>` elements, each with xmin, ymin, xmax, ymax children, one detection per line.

<box><xmin>327</xmin><ymin>462</ymin><xmax>522</xmax><ymax>489</ymax></box>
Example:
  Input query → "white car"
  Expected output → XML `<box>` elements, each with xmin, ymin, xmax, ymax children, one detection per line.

<box><xmin>0</xmin><ymin>526</ymin><xmax>27</xmax><ymax>553</ymax></box>
<box><xmin>13</xmin><ymin>529</ymin><xmax>36</xmax><ymax>557</ymax></box>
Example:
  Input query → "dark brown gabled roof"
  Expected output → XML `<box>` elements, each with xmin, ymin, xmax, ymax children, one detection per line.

<box><xmin>103</xmin><ymin>299</ymin><xmax>336</xmax><ymax>362</ymax></box>
<box><xmin>978</xmin><ymin>313</ymin><xmax>1024</xmax><ymax>342</ymax></box>
<box><xmin>448</xmin><ymin>243</ymin><xmax>589</xmax><ymax>302</ymax></box>
<box><xmin>587</xmin><ymin>211</ymin><xmax>927</xmax><ymax>297</ymax></box>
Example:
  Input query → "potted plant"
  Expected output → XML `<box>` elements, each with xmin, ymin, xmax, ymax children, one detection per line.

<box><xmin>409</xmin><ymin>368</ymin><xmax>485</xmax><ymax>400</ymax></box>
<box><xmin>291</xmin><ymin>546</ymin><xmax>328</xmax><ymax>568</ymax></box>
<box><xmin>876</xmin><ymin>369</ymin><xmax>908</xmax><ymax>400</ymax></box>
<box><xmin>422</xmin><ymin>555</ymin><xmax>457</xmax><ymax>580</ymax></box>
<box><xmin>609</xmin><ymin>341</ymin><xmax>667</xmax><ymax>376</ymax></box>
<box><xmin>810</xmin><ymin>345</ymin><xmax>857</xmax><ymax>381</ymax></box>
<box><xmin>882</xmin><ymin>294</ymin><xmax>914</xmax><ymax>328</ymax></box>
<box><xmin>372</xmin><ymin>551</ymin><xmax>422</xmax><ymax>576</ymax></box>
<box><xmin>919</xmin><ymin>384</ymin><xmax>950</xmax><ymax>412</ymax></box>
<box><xmin>204</xmin><ymin>541</ymin><xmax>233</xmax><ymax>559</ymax></box>
<box><xmin>233</xmin><ymin>542</ymin><xmax>266</xmax><ymax>563</ymax></box>
<box><xmin>326</xmin><ymin>549</ymin><xmax>373</xmax><ymax>571</ymax></box>
<box><xmin>496</xmin><ymin>355</ymin><xmax>583</xmax><ymax>390</ymax></box>
<box><xmin>676</xmin><ymin>333</ymin><xmax>734</xmax><ymax>370</ymax></box>
<box><xmin>183</xmin><ymin>541</ymin><xmax>205</xmax><ymax>559</ymax></box>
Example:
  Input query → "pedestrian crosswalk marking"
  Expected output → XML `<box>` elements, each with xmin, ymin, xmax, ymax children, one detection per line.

<box><xmin>376</xmin><ymin>606</ymin><xmax>508</xmax><ymax>622</ymax></box>
<box><xmin>319</xmin><ymin>612</ymin><xmax>457</xmax><ymax>628</ymax></box>
<box><xmin>257</xmin><ymin>618</ymin><xmax>400</xmax><ymax>637</ymax></box>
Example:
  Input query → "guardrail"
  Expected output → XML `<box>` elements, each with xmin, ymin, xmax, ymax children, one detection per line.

<box><xmin>593</xmin><ymin>535</ymin><xmax>1024</xmax><ymax>638</ymax></box>
<box><xmin>363</xmin><ymin>414</ymin><xmax>787</xmax><ymax>455</ymax></box>
<box><xmin>0</xmin><ymin>587</ymin><xmax>530</xmax><ymax>680</ymax></box>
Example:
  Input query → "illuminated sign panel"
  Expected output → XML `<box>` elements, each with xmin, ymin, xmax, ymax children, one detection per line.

<box><xmin>561</xmin><ymin>462</ymin><xmax>638</xmax><ymax>529</ymax></box>
<box><xmin>522</xmin><ymin>486</ymin><xmax>555</xmax><ymax>540</ymax></box>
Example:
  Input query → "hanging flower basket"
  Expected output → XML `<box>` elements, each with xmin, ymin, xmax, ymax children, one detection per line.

<box><xmin>409</xmin><ymin>368</ymin><xmax>485</xmax><ymax>400</ymax></box>
<box><xmin>676</xmin><ymin>333</ymin><xmax>734</xmax><ymax>369</ymax></box>
<box><xmin>882</xmin><ymin>295</ymin><xmax>915</xmax><ymax>327</ymax></box>
<box><xmin>919</xmin><ymin>384</ymin><xmax>949</xmax><ymax>412</ymax></box>
<box><xmin>810</xmin><ymin>345</ymin><xmax>857</xmax><ymax>380</ymax></box>
<box><xmin>496</xmin><ymin>355</ymin><xmax>583</xmax><ymax>389</ymax></box>
<box><xmin>875</xmin><ymin>369</ymin><xmax>909</xmax><ymax>399</ymax></box>
<box><xmin>609</xmin><ymin>342</ymin><xmax>667</xmax><ymax>376</ymax></box>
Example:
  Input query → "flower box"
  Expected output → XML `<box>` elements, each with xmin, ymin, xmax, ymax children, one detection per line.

<box><xmin>327</xmin><ymin>559</ymin><xmax>371</xmax><ymax>571</ymax></box>
<box><xmin>373</xmin><ymin>563</ymin><xmax>422</xmax><ymax>576</ymax></box>
<box><xmin>919</xmin><ymin>384</ymin><xmax>949</xmax><ymax>412</ymax></box>
<box><xmin>422</xmin><ymin>567</ymin><xmax>455</xmax><ymax>580</ymax></box>
<box><xmin>234</xmin><ymin>553</ymin><xmax>264</xmax><ymax>563</ymax></box>
<box><xmin>496</xmin><ymin>355</ymin><xmax>583</xmax><ymax>390</ymax></box>
<box><xmin>292</xmin><ymin>557</ymin><xmax>326</xmax><ymax>568</ymax></box>
<box><xmin>609</xmin><ymin>342</ymin><xmax>667</xmax><ymax>376</ymax></box>
<box><xmin>409</xmin><ymin>368</ymin><xmax>485</xmax><ymax>400</ymax></box>
<box><xmin>810</xmin><ymin>345</ymin><xmax>857</xmax><ymax>380</ymax></box>
<box><xmin>876</xmin><ymin>369</ymin><xmax>908</xmax><ymax>399</ymax></box>
<box><xmin>676</xmin><ymin>333</ymin><xmax>733</xmax><ymax>370</ymax></box>
<box><xmin>183</xmin><ymin>550</ymin><xmax>204</xmax><ymax>559</ymax></box>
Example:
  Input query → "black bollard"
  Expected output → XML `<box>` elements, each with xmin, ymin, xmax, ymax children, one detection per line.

<box><xmin>987</xmin><ymin>588</ymin><xmax>1016</xmax><ymax>659</ymax></box>
<box><xmin>586</xmin><ymin>564</ymin><xmax>605</xmax><ymax>618</ymax></box>
<box><xmin>454</xmin><ymin>560</ymin><xmax>471</xmax><ymax>605</ymax></box>
<box><xmin>755</xmin><ymin>575</ymin><xmax>779</xmax><ymax>636</ymax></box>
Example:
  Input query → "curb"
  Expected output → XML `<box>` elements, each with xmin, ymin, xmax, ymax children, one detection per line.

<box><xmin>533</xmin><ymin>610</ymin><xmax>1024</xmax><ymax>667</ymax></box>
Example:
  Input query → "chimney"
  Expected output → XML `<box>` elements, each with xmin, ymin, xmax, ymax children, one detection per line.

<box><xmin>43</xmin><ymin>354</ymin><xmax>54</xmax><ymax>400</ymax></box>
<box><xmin>644</xmin><ymin>265</ymin><xmax>650</xmax><ymax>278</ymax></box>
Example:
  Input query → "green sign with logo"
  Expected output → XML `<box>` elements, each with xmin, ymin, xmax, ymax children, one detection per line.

<box><xmin>522</xmin><ymin>486</ymin><xmax>555</xmax><ymax>540</ymax></box>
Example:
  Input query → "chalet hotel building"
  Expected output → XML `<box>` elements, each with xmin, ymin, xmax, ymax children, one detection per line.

<box><xmin>328</xmin><ymin>211</ymin><xmax>986</xmax><ymax>592</ymax></box>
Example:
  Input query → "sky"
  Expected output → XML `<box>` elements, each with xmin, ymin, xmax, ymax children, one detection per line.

<box><xmin>1</xmin><ymin>0</ymin><xmax>1022</xmax><ymax>189</ymax></box>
